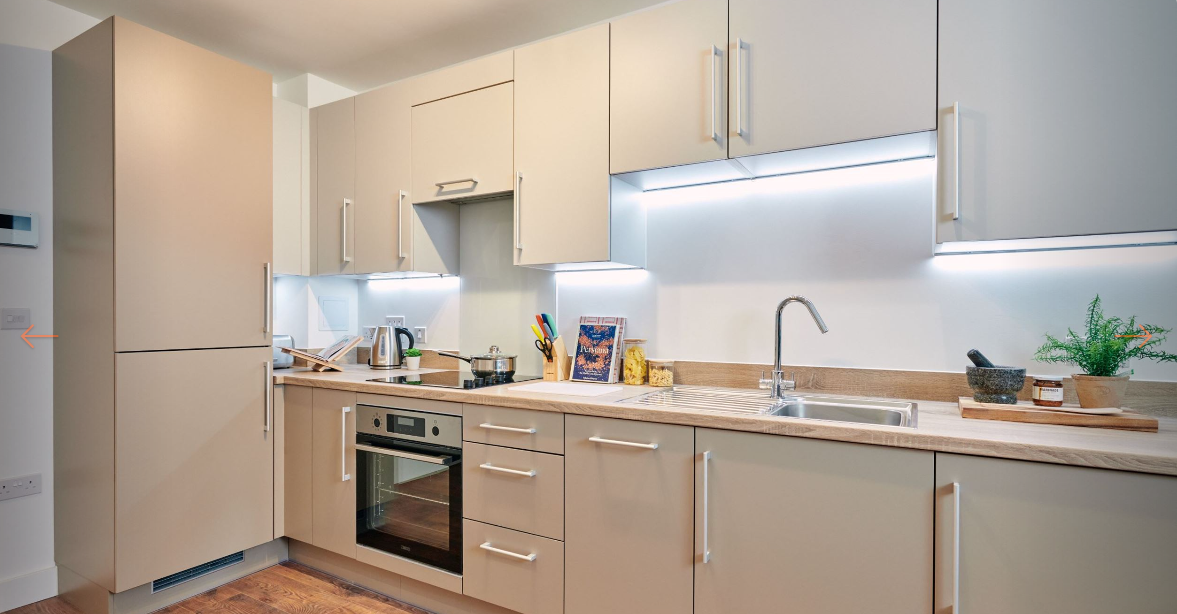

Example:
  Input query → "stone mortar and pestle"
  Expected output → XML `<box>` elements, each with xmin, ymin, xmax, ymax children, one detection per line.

<box><xmin>965</xmin><ymin>349</ymin><xmax>1026</xmax><ymax>404</ymax></box>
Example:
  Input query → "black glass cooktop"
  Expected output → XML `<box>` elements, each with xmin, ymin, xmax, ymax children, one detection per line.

<box><xmin>367</xmin><ymin>369</ymin><xmax>542</xmax><ymax>390</ymax></box>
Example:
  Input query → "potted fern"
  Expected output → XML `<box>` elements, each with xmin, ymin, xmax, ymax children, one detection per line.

<box><xmin>1034</xmin><ymin>295</ymin><xmax>1176</xmax><ymax>408</ymax></box>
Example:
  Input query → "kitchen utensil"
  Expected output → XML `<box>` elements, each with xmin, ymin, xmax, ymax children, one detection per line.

<box><xmin>542</xmin><ymin>313</ymin><xmax>558</xmax><ymax>338</ymax></box>
<box><xmin>438</xmin><ymin>346</ymin><xmax>517</xmax><ymax>379</ymax></box>
<box><xmin>531</xmin><ymin>324</ymin><xmax>546</xmax><ymax>342</ymax></box>
<box><xmin>958</xmin><ymin>397</ymin><xmax>1156</xmax><ymax>432</ymax></box>
<box><xmin>965</xmin><ymin>365</ymin><xmax>1026</xmax><ymax>404</ymax></box>
<box><xmin>535</xmin><ymin>315</ymin><xmax>550</xmax><ymax>338</ymax></box>
<box><xmin>272</xmin><ymin>334</ymin><xmax>294</xmax><ymax>369</ymax></box>
<box><xmin>370</xmin><ymin>325</ymin><xmax>415</xmax><ymax>370</ymax></box>
<box><xmin>542</xmin><ymin>336</ymin><xmax>570</xmax><ymax>382</ymax></box>
<box><xmin>967</xmin><ymin>349</ymin><xmax>996</xmax><ymax>368</ymax></box>
<box><xmin>535</xmin><ymin>338</ymin><xmax>554</xmax><ymax>361</ymax></box>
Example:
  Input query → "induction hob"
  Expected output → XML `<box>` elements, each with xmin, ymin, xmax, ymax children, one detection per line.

<box><xmin>367</xmin><ymin>369</ymin><xmax>542</xmax><ymax>390</ymax></box>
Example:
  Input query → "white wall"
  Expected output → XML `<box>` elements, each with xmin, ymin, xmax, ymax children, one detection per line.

<box><xmin>0</xmin><ymin>0</ymin><xmax>98</xmax><ymax>51</ymax></box>
<box><xmin>359</xmin><ymin>277</ymin><xmax>461</xmax><ymax>351</ymax></box>
<box><xmin>273</xmin><ymin>275</ymin><xmax>361</xmax><ymax>350</ymax></box>
<box><xmin>556</xmin><ymin>159</ymin><xmax>1177</xmax><ymax>381</ymax></box>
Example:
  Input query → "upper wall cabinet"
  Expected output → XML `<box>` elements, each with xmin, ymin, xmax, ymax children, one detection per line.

<box><xmin>313</xmin><ymin>97</ymin><xmax>356</xmax><ymax>275</ymax></box>
<box><xmin>274</xmin><ymin>97</ymin><xmax>310</xmax><ymax>276</ymax></box>
<box><xmin>411</xmin><ymin>83</ymin><xmax>514</xmax><ymax>204</ymax></box>
<box><xmin>728</xmin><ymin>0</ymin><xmax>935</xmax><ymax>158</ymax></box>
<box><xmin>610</xmin><ymin>0</ymin><xmax>728</xmax><ymax>174</ymax></box>
<box><xmin>515</xmin><ymin>24</ymin><xmax>646</xmax><ymax>270</ymax></box>
<box><xmin>937</xmin><ymin>0</ymin><xmax>1177</xmax><ymax>245</ymax></box>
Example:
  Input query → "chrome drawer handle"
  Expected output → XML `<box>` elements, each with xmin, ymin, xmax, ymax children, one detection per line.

<box><xmin>436</xmin><ymin>178</ymin><xmax>478</xmax><ymax>187</ymax></box>
<box><xmin>356</xmin><ymin>444</ymin><xmax>452</xmax><ymax>465</ymax></box>
<box><xmin>479</xmin><ymin>463</ymin><xmax>536</xmax><ymax>477</ymax></box>
<box><xmin>589</xmin><ymin>436</ymin><xmax>658</xmax><ymax>450</ymax></box>
<box><xmin>341</xmin><ymin>406</ymin><xmax>351</xmax><ymax>482</ymax></box>
<box><xmin>479</xmin><ymin>423</ymin><xmax>537</xmax><ymax>434</ymax></box>
<box><xmin>480</xmin><ymin>542</ymin><xmax>536</xmax><ymax>562</ymax></box>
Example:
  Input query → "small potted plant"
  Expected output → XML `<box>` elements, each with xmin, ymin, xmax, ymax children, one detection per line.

<box><xmin>1034</xmin><ymin>295</ymin><xmax>1176</xmax><ymax>408</ymax></box>
<box><xmin>403</xmin><ymin>347</ymin><xmax>423</xmax><ymax>371</ymax></box>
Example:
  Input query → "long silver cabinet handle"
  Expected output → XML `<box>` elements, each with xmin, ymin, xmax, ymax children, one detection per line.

<box><xmin>341</xmin><ymin>199</ymin><xmax>352</xmax><ymax>263</ymax></box>
<box><xmin>397</xmin><ymin>190</ymin><xmax>408</xmax><ymax>259</ymax></box>
<box><xmin>356</xmin><ymin>444</ymin><xmax>452</xmax><ymax>465</ymax></box>
<box><xmin>735</xmin><ymin>38</ymin><xmax>746</xmax><ymax>137</ymax></box>
<box><xmin>952</xmin><ymin>102</ymin><xmax>961</xmax><ymax>221</ymax></box>
<box><xmin>589</xmin><ymin>436</ymin><xmax>658</xmax><ymax>450</ymax></box>
<box><xmin>341</xmin><ymin>406</ymin><xmax>351</xmax><ymax>482</ymax></box>
<box><xmin>479</xmin><ymin>463</ymin><xmax>536</xmax><ymax>477</ymax></box>
<box><xmin>262</xmin><ymin>262</ymin><xmax>272</xmax><ymax>333</ymax></box>
<box><xmin>952</xmin><ymin>481</ymin><xmax>961</xmax><ymax>612</ymax></box>
<box><xmin>710</xmin><ymin>44</ymin><xmax>720</xmax><ymax>142</ymax></box>
<box><xmin>435</xmin><ymin>178</ymin><xmax>478</xmax><ymax>187</ymax></box>
<box><xmin>702</xmin><ymin>450</ymin><xmax>712</xmax><ymax>563</ymax></box>
<box><xmin>514</xmin><ymin>172</ymin><xmax>523</xmax><ymax>250</ymax></box>
<box><xmin>479</xmin><ymin>542</ymin><xmax>537</xmax><ymax>562</ymax></box>
<box><xmin>263</xmin><ymin>361</ymin><xmax>272</xmax><ymax>432</ymax></box>
<box><xmin>479</xmin><ymin>423</ymin><xmax>536</xmax><ymax>434</ymax></box>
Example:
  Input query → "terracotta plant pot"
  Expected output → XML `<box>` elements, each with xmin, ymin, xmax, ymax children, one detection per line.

<box><xmin>1072</xmin><ymin>373</ymin><xmax>1129</xmax><ymax>408</ymax></box>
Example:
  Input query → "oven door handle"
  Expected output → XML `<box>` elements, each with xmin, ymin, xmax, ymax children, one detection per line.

<box><xmin>355</xmin><ymin>443</ymin><xmax>455</xmax><ymax>465</ymax></box>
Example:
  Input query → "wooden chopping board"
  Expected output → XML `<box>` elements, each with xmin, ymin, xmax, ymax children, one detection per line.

<box><xmin>959</xmin><ymin>397</ymin><xmax>1159</xmax><ymax>433</ymax></box>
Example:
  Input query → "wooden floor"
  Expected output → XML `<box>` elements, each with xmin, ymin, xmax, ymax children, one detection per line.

<box><xmin>8</xmin><ymin>562</ymin><xmax>431</xmax><ymax>614</ymax></box>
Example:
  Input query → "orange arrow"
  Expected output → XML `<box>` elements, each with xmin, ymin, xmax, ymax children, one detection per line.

<box><xmin>21</xmin><ymin>324</ymin><xmax>57</xmax><ymax>349</ymax></box>
<box><xmin>1116</xmin><ymin>324</ymin><xmax>1152</xmax><ymax>345</ymax></box>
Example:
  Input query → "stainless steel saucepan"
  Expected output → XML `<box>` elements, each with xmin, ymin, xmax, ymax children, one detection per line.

<box><xmin>438</xmin><ymin>345</ymin><xmax>517</xmax><ymax>379</ymax></box>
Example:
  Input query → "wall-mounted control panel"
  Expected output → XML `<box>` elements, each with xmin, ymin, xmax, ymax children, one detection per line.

<box><xmin>0</xmin><ymin>209</ymin><xmax>39</xmax><ymax>248</ymax></box>
<box><xmin>1</xmin><ymin>308</ymin><xmax>31</xmax><ymax>331</ymax></box>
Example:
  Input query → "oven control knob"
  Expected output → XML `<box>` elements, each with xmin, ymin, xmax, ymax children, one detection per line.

<box><xmin>373</xmin><ymin>418</ymin><xmax>381</xmax><ymax>429</ymax></box>
<box><xmin>432</xmin><ymin>426</ymin><xmax>440</xmax><ymax>436</ymax></box>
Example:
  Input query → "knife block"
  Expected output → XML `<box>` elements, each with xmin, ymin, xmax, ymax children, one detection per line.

<box><xmin>543</xmin><ymin>337</ymin><xmax>570</xmax><ymax>381</ymax></box>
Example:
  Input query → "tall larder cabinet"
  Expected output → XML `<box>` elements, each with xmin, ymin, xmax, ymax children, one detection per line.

<box><xmin>53</xmin><ymin>16</ymin><xmax>275</xmax><ymax>600</ymax></box>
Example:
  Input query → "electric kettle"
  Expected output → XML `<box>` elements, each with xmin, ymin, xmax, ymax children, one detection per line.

<box><xmin>369</xmin><ymin>326</ymin><xmax>415</xmax><ymax>369</ymax></box>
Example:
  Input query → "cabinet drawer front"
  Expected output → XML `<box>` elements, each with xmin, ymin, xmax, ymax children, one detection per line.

<box><xmin>463</xmin><ymin>442</ymin><xmax>564</xmax><ymax>540</ymax></box>
<box><xmin>463</xmin><ymin>404</ymin><xmax>564</xmax><ymax>454</ymax></box>
<box><xmin>411</xmin><ymin>82</ymin><xmax>514</xmax><ymax>204</ymax></box>
<box><xmin>463</xmin><ymin>519</ymin><xmax>564</xmax><ymax>614</ymax></box>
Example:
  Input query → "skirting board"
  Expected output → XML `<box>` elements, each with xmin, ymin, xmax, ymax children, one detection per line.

<box><xmin>0</xmin><ymin>565</ymin><xmax>58</xmax><ymax>613</ymax></box>
<box><xmin>57</xmin><ymin>539</ymin><xmax>288</xmax><ymax>614</ymax></box>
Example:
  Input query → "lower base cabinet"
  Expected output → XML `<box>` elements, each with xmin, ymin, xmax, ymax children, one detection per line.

<box><xmin>935</xmin><ymin>453</ymin><xmax>1177</xmax><ymax>614</ymax></box>
<box><xmin>564</xmin><ymin>416</ymin><xmax>694</xmax><ymax>614</ymax></box>
<box><xmin>463</xmin><ymin>519</ymin><xmax>564</xmax><ymax>614</ymax></box>
<box><xmin>693</xmin><ymin>428</ymin><xmax>933</xmax><ymax>614</ymax></box>
<box><xmin>311</xmin><ymin>388</ymin><xmax>357</xmax><ymax>559</ymax></box>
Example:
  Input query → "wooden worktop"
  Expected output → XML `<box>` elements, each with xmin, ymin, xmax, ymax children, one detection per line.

<box><xmin>275</xmin><ymin>365</ymin><xmax>1177</xmax><ymax>477</ymax></box>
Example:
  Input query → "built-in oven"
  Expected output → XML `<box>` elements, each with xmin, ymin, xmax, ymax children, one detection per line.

<box><xmin>355</xmin><ymin>405</ymin><xmax>463</xmax><ymax>574</ymax></box>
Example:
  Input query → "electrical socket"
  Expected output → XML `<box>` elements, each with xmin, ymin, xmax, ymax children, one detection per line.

<box><xmin>414</xmin><ymin>326</ymin><xmax>427</xmax><ymax>344</ymax></box>
<box><xmin>362</xmin><ymin>326</ymin><xmax>377</xmax><ymax>345</ymax></box>
<box><xmin>385</xmin><ymin>315</ymin><xmax>406</xmax><ymax>329</ymax></box>
<box><xmin>0</xmin><ymin>473</ymin><xmax>42</xmax><ymax>502</ymax></box>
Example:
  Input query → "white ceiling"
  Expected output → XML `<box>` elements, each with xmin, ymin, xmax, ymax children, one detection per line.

<box><xmin>47</xmin><ymin>0</ymin><xmax>667</xmax><ymax>91</ymax></box>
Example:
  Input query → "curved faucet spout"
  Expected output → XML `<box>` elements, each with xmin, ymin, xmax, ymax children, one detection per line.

<box><xmin>772</xmin><ymin>296</ymin><xmax>829</xmax><ymax>398</ymax></box>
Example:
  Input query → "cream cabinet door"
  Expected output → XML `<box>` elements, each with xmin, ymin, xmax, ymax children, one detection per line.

<box><xmin>311</xmin><ymin>388</ymin><xmax>357</xmax><ymax>559</ymax></box>
<box><xmin>273</xmin><ymin>97</ymin><xmax>308</xmax><ymax>276</ymax></box>
<box><xmin>355</xmin><ymin>82</ymin><xmax>413</xmax><ymax>274</ymax></box>
<box><xmin>514</xmin><ymin>24</ymin><xmax>611</xmax><ymax>267</ymax></box>
<box><xmin>411</xmin><ymin>83</ymin><xmax>513</xmax><ymax>204</ymax></box>
<box><xmin>610</xmin><ymin>0</ymin><xmax>727</xmax><ymax>174</ymax></box>
<box><xmin>314</xmin><ymin>97</ymin><xmax>356</xmax><ymax>275</ymax></box>
<box><xmin>114</xmin><ymin>347</ymin><xmax>274</xmax><ymax>592</ymax></box>
<box><xmin>936</xmin><ymin>454</ymin><xmax>1177</xmax><ymax>614</ymax></box>
<box><xmin>694</xmin><ymin>428</ymin><xmax>933</xmax><ymax>614</ymax></box>
<box><xmin>728</xmin><ymin>0</ymin><xmax>935</xmax><ymax>158</ymax></box>
<box><xmin>282</xmin><ymin>385</ymin><xmax>313</xmax><ymax>543</ymax></box>
<box><xmin>112</xmin><ymin>19</ymin><xmax>272</xmax><ymax>351</ymax></box>
<box><xmin>937</xmin><ymin>0</ymin><xmax>1177</xmax><ymax>243</ymax></box>
<box><xmin>565</xmin><ymin>416</ymin><xmax>694</xmax><ymax>614</ymax></box>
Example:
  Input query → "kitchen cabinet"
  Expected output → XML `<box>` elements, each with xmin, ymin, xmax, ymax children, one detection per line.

<box><xmin>463</xmin><ymin>519</ymin><xmax>565</xmax><ymax>614</ymax></box>
<box><xmin>728</xmin><ymin>0</ymin><xmax>935</xmax><ymax>158</ymax></box>
<box><xmin>464</xmin><ymin>442</ymin><xmax>565</xmax><ymax>541</ymax></box>
<box><xmin>282</xmin><ymin>385</ymin><xmax>313</xmax><ymax>543</ymax></box>
<box><xmin>462</xmin><ymin>404</ymin><xmax>565</xmax><ymax>454</ymax></box>
<box><xmin>313</xmin><ymin>97</ymin><xmax>356</xmax><ymax>275</ymax></box>
<box><xmin>564</xmin><ymin>416</ymin><xmax>694</xmax><ymax>614</ymax></box>
<box><xmin>411</xmin><ymin>82</ymin><xmax>514</xmax><ymax>204</ymax></box>
<box><xmin>514</xmin><ymin>24</ymin><xmax>645</xmax><ymax>270</ymax></box>
<box><xmin>610</xmin><ymin>0</ymin><xmax>728</xmax><ymax>174</ymax></box>
<box><xmin>274</xmin><ymin>96</ymin><xmax>310</xmax><ymax>276</ymax></box>
<box><xmin>114</xmin><ymin>347</ymin><xmax>274</xmax><ymax>592</ymax></box>
<box><xmin>355</xmin><ymin>81</ymin><xmax>413</xmax><ymax>274</ymax></box>
<box><xmin>937</xmin><ymin>0</ymin><xmax>1177</xmax><ymax>244</ymax></box>
<box><xmin>311</xmin><ymin>388</ymin><xmax>357</xmax><ymax>559</ymax></box>
<box><xmin>411</xmin><ymin>49</ymin><xmax>513</xmax><ymax>106</ymax></box>
<box><xmin>935</xmin><ymin>454</ymin><xmax>1177</xmax><ymax>614</ymax></box>
<box><xmin>694</xmin><ymin>428</ymin><xmax>933</xmax><ymax>614</ymax></box>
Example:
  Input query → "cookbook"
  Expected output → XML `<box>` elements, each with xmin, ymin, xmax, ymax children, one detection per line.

<box><xmin>570</xmin><ymin>316</ymin><xmax>626</xmax><ymax>383</ymax></box>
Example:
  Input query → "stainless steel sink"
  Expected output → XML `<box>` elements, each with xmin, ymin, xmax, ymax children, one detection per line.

<box><xmin>628</xmin><ymin>387</ymin><xmax>917</xmax><ymax>427</ymax></box>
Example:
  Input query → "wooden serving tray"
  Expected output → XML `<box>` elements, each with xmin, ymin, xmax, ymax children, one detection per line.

<box><xmin>959</xmin><ymin>397</ymin><xmax>1158</xmax><ymax>433</ymax></box>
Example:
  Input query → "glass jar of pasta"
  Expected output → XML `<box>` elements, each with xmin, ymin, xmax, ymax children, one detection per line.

<box><xmin>622</xmin><ymin>339</ymin><xmax>648</xmax><ymax>385</ymax></box>
<box><xmin>648</xmin><ymin>360</ymin><xmax>675</xmax><ymax>387</ymax></box>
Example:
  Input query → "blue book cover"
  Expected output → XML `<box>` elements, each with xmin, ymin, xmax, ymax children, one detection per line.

<box><xmin>570</xmin><ymin>316</ymin><xmax>626</xmax><ymax>383</ymax></box>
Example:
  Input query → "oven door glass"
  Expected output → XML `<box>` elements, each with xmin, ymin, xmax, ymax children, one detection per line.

<box><xmin>356</xmin><ymin>436</ymin><xmax>462</xmax><ymax>574</ymax></box>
